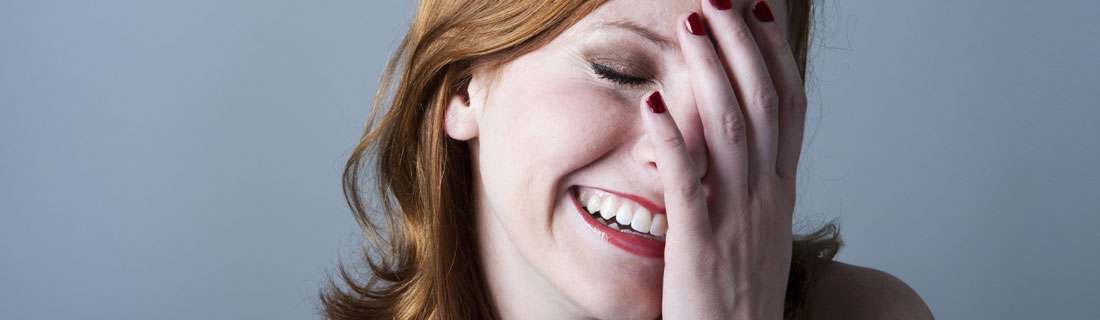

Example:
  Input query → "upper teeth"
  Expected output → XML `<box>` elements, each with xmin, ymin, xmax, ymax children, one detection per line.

<box><xmin>578</xmin><ymin>189</ymin><xmax>668</xmax><ymax>238</ymax></box>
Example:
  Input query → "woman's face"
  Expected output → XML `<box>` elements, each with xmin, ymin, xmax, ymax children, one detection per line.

<box><xmin>447</xmin><ymin>0</ymin><xmax>790</xmax><ymax>318</ymax></box>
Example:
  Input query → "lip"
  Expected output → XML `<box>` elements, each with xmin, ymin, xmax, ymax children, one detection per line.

<box><xmin>570</xmin><ymin>186</ymin><xmax>665</xmax><ymax>259</ymax></box>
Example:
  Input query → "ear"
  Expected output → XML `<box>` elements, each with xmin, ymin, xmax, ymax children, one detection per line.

<box><xmin>444</xmin><ymin>75</ymin><xmax>481</xmax><ymax>141</ymax></box>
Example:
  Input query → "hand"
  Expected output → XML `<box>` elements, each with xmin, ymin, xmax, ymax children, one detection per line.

<box><xmin>642</xmin><ymin>1</ymin><xmax>808</xmax><ymax>319</ymax></box>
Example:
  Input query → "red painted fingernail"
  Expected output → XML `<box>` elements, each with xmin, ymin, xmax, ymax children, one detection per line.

<box><xmin>685</xmin><ymin>13</ymin><xmax>706</xmax><ymax>36</ymax></box>
<box><xmin>647</xmin><ymin>91</ymin><xmax>666</xmax><ymax>114</ymax></box>
<box><xmin>753</xmin><ymin>1</ymin><xmax>775</xmax><ymax>22</ymax></box>
<box><xmin>710</xmin><ymin>0</ymin><xmax>732</xmax><ymax>10</ymax></box>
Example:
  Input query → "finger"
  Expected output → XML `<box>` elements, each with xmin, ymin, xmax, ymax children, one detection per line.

<box><xmin>701</xmin><ymin>0</ymin><xmax>780</xmax><ymax>179</ymax></box>
<box><xmin>677</xmin><ymin>12</ymin><xmax>749</xmax><ymax>194</ymax></box>
<box><xmin>640</xmin><ymin>91</ymin><xmax>710</xmax><ymax>236</ymax></box>
<box><xmin>744</xmin><ymin>0</ymin><xmax>808</xmax><ymax>181</ymax></box>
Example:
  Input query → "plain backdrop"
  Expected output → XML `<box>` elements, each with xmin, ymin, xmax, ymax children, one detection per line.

<box><xmin>2</xmin><ymin>0</ymin><xmax>1097</xmax><ymax>319</ymax></box>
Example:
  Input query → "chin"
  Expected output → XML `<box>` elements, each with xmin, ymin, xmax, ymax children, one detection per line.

<box><xmin>582</xmin><ymin>274</ymin><xmax>664</xmax><ymax>319</ymax></box>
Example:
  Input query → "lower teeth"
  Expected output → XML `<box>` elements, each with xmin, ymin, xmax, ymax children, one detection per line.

<box><xmin>594</xmin><ymin>215</ymin><xmax>662</xmax><ymax>241</ymax></box>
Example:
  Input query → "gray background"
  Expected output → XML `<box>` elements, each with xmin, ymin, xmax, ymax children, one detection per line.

<box><xmin>1</xmin><ymin>0</ymin><xmax>1097</xmax><ymax>319</ymax></box>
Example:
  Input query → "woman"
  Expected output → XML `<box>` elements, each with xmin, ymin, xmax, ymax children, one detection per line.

<box><xmin>322</xmin><ymin>0</ymin><xmax>934</xmax><ymax>319</ymax></box>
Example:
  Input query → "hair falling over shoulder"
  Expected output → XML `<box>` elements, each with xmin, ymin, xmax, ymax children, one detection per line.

<box><xmin>320</xmin><ymin>1</ymin><xmax>840</xmax><ymax>319</ymax></box>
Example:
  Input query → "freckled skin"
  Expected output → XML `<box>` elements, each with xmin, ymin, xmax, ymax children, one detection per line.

<box><xmin>449</xmin><ymin>0</ymin><xmax>791</xmax><ymax>319</ymax></box>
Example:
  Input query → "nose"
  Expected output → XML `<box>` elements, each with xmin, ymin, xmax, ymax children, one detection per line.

<box><xmin>631</xmin><ymin>94</ymin><xmax>709</xmax><ymax>182</ymax></box>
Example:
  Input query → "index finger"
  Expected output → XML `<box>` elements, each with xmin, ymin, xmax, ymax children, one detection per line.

<box><xmin>640</xmin><ymin>91</ymin><xmax>711</xmax><ymax>238</ymax></box>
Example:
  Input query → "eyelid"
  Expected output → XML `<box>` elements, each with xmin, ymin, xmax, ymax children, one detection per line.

<box><xmin>579</xmin><ymin>43</ymin><xmax>661</xmax><ymax>87</ymax></box>
<box><xmin>591</xmin><ymin>62</ymin><xmax>650</xmax><ymax>86</ymax></box>
<box><xmin>588</xmin><ymin>57</ymin><xmax>654</xmax><ymax>79</ymax></box>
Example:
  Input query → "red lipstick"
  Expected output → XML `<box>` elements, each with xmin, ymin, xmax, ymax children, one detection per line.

<box><xmin>571</xmin><ymin>186</ymin><xmax>665</xmax><ymax>259</ymax></box>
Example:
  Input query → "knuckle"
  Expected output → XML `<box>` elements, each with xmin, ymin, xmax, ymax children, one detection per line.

<box><xmin>773</xmin><ymin>35</ymin><xmax>792</xmax><ymax>53</ymax></box>
<box><xmin>675</xmin><ymin>179</ymin><xmax>704</xmax><ymax>200</ymax></box>
<box><xmin>784</xmin><ymin>91</ymin><xmax>808</xmax><ymax>111</ymax></box>
<box><xmin>752</xmin><ymin>87</ymin><xmax>781</xmax><ymax>119</ymax></box>
<box><xmin>695</xmin><ymin>52</ymin><xmax>723</xmax><ymax>74</ymax></box>
<box><xmin>656</xmin><ymin>133</ymin><xmax>687</xmax><ymax>151</ymax></box>
<box><xmin>717</xmin><ymin>111</ymin><xmax>747</xmax><ymax>144</ymax></box>
<box><xmin>730</xmin><ymin>24</ymin><xmax>755</xmax><ymax>43</ymax></box>
<box><xmin>783</xmin><ymin>92</ymin><xmax>809</xmax><ymax>119</ymax></box>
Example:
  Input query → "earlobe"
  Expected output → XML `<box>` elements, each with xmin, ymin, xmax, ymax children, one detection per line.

<box><xmin>444</xmin><ymin>86</ymin><xmax>479</xmax><ymax>141</ymax></box>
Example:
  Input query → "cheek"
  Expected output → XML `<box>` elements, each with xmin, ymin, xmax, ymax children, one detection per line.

<box><xmin>481</xmin><ymin>75</ymin><xmax>638</xmax><ymax>182</ymax></box>
<box><xmin>477</xmin><ymin>68</ymin><xmax>642</xmax><ymax>212</ymax></box>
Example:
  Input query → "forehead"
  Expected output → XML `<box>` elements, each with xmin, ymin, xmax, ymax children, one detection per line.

<box><xmin>567</xmin><ymin>0</ymin><xmax>790</xmax><ymax>49</ymax></box>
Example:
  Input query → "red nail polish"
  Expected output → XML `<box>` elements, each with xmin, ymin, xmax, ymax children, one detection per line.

<box><xmin>709</xmin><ymin>0</ymin><xmax>732</xmax><ymax>10</ymax></box>
<box><xmin>685</xmin><ymin>13</ymin><xmax>706</xmax><ymax>36</ymax></box>
<box><xmin>753</xmin><ymin>1</ymin><xmax>775</xmax><ymax>22</ymax></box>
<box><xmin>647</xmin><ymin>91</ymin><xmax>666</xmax><ymax>114</ymax></box>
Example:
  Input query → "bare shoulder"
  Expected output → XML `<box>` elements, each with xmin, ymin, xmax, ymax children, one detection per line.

<box><xmin>807</xmin><ymin>261</ymin><xmax>935</xmax><ymax>320</ymax></box>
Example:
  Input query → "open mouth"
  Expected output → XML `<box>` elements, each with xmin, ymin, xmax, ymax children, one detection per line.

<box><xmin>570</xmin><ymin>186</ymin><xmax>667</xmax><ymax>258</ymax></box>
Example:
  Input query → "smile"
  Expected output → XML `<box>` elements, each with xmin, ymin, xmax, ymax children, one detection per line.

<box><xmin>571</xmin><ymin>186</ymin><xmax>667</xmax><ymax>258</ymax></box>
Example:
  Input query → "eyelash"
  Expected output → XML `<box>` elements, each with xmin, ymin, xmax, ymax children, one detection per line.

<box><xmin>591</xmin><ymin>62</ymin><xmax>650</xmax><ymax>87</ymax></box>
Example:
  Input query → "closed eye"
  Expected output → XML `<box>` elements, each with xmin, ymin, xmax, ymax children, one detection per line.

<box><xmin>591</xmin><ymin>62</ymin><xmax>650</xmax><ymax>87</ymax></box>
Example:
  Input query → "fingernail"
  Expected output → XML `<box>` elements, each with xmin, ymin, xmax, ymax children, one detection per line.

<box><xmin>710</xmin><ymin>0</ymin><xmax>732</xmax><ymax>10</ymax></box>
<box><xmin>752</xmin><ymin>1</ymin><xmax>775</xmax><ymax>22</ymax></box>
<box><xmin>646</xmin><ymin>91</ymin><xmax>666</xmax><ymax>114</ymax></box>
<box><xmin>684</xmin><ymin>13</ymin><xmax>706</xmax><ymax>36</ymax></box>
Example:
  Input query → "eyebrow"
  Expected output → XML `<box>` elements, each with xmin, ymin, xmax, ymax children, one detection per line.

<box><xmin>593</xmin><ymin>19</ymin><xmax>675</xmax><ymax>49</ymax></box>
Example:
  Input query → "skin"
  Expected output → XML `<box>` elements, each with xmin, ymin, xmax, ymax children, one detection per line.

<box><xmin>444</xmin><ymin>0</ymin><xmax>935</xmax><ymax>318</ymax></box>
